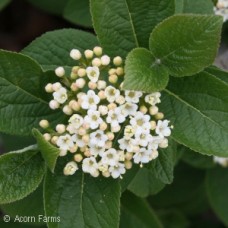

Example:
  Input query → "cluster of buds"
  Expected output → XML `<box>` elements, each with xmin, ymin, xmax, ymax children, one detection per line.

<box><xmin>40</xmin><ymin>46</ymin><xmax>172</xmax><ymax>179</ymax></box>
<box><xmin>214</xmin><ymin>0</ymin><xmax>228</xmax><ymax>21</ymax></box>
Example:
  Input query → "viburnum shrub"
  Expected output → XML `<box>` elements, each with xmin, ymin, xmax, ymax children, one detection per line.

<box><xmin>0</xmin><ymin>0</ymin><xmax>228</xmax><ymax>227</ymax></box>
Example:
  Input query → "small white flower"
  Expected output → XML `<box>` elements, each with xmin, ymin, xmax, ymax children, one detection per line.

<box><xmin>70</xmin><ymin>49</ymin><xmax>82</xmax><ymax>60</ymax></box>
<box><xmin>118</xmin><ymin>137</ymin><xmax>137</xmax><ymax>152</ymax></box>
<box><xmin>148</xmin><ymin>136</ymin><xmax>163</xmax><ymax>151</ymax></box>
<box><xmin>82</xmin><ymin>157</ymin><xmax>99</xmax><ymax>177</ymax></box>
<box><xmin>101</xmin><ymin>148</ymin><xmax>119</xmax><ymax>166</ymax></box>
<box><xmin>125</xmin><ymin>90</ymin><xmax>143</xmax><ymax>103</ymax></box>
<box><xmin>67</xmin><ymin>114</ymin><xmax>84</xmax><ymax>134</ymax></box>
<box><xmin>155</xmin><ymin>120</ymin><xmax>171</xmax><ymax>137</ymax></box>
<box><xmin>135</xmin><ymin>131</ymin><xmax>152</xmax><ymax>147</ymax></box>
<box><xmin>120</xmin><ymin>102</ymin><xmax>138</xmax><ymax>117</ymax></box>
<box><xmin>84</xmin><ymin>109</ymin><xmax>103</xmax><ymax>129</ymax></box>
<box><xmin>90</xmin><ymin>145</ymin><xmax>106</xmax><ymax>156</ymax></box>
<box><xmin>98</xmin><ymin>105</ymin><xmax>108</xmax><ymax>115</ymax></box>
<box><xmin>81</xmin><ymin>90</ymin><xmax>100</xmax><ymax>110</ymax></box>
<box><xmin>86</xmin><ymin>66</ymin><xmax>100</xmax><ymax>82</ymax></box>
<box><xmin>133</xmin><ymin>148</ymin><xmax>151</xmax><ymax>164</ymax></box>
<box><xmin>72</xmin><ymin>134</ymin><xmax>86</xmax><ymax>148</ymax></box>
<box><xmin>145</xmin><ymin>92</ymin><xmax>161</xmax><ymax>106</ymax></box>
<box><xmin>109</xmin><ymin>162</ymin><xmax>126</xmax><ymax>178</ymax></box>
<box><xmin>90</xmin><ymin>130</ymin><xmax>108</xmax><ymax>147</ymax></box>
<box><xmin>130</xmin><ymin>112</ymin><xmax>150</xmax><ymax>133</ymax></box>
<box><xmin>57</xmin><ymin>134</ymin><xmax>74</xmax><ymax>151</ymax></box>
<box><xmin>104</xmin><ymin>86</ymin><xmax>120</xmax><ymax>103</ymax></box>
<box><xmin>124</xmin><ymin>125</ymin><xmax>135</xmax><ymax>139</ymax></box>
<box><xmin>53</xmin><ymin>87</ymin><xmax>68</xmax><ymax>104</ymax></box>
<box><xmin>101</xmin><ymin>55</ymin><xmax>111</xmax><ymax>65</ymax></box>
<box><xmin>63</xmin><ymin>161</ymin><xmax>78</xmax><ymax>175</ymax></box>
<box><xmin>106</xmin><ymin>107</ymin><xmax>125</xmax><ymax>128</ymax></box>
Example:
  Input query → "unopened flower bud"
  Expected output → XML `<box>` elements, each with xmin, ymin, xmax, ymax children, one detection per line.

<box><xmin>102</xmin><ymin>171</ymin><xmax>111</xmax><ymax>178</ymax></box>
<box><xmin>59</xmin><ymin>150</ymin><xmax>67</xmax><ymax>156</ymax></box>
<box><xmin>39</xmin><ymin>119</ymin><xmax>49</xmax><ymax>129</ymax></box>
<box><xmin>70</xmin><ymin>83</ymin><xmax>78</xmax><ymax>92</ymax></box>
<box><xmin>69</xmin><ymin>100</ymin><xmax>80</xmax><ymax>111</ymax></box>
<box><xmin>116</xmin><ymin>67</ymin><xmax>124</xmax><ymax>76</ymax></box>
<box><xmin>109</xmin><ymin>74</ymin><xmax>118</xmax><ymax>84</ymax></box>
<box><xmin>75</xmin><ymin>78</ymin><xmax>86</xmax><ymax>88</ymax></box>
<box><xmin>108</xmin><ymin>103</ymin><xmax>117</xmax><ymax>110</ymax></box>
<box><xmin>98</xmin><ymin>90</ymin><xmax>106</xmax><ymax>99</ymax></box>
<box><xmin>56</xmin><ymin>124</ymin><xmax>66</xmax><ymax>134</ymax></box>
<box><xmin>70</xmin><ymin>49</ymin><xmax>82</xmax><ymax>60</ymax></box>
<box><xmin>78</xmin><ymin>127</ymin><xmax>86</xmax><ymax>136</ymax></box>
<box><xmin>63</xmin><ymin>105</ymin><xmax>73</xmax><ymax>115</ymax></box>
<box><xmin>108</xmin><ymin>68</ymin><xmax>116</xmax><ymax>75</ymax></box>
<box><xmin>98</xmin><ymin>105</ymin><xmax>108</xmax><ymax>115</ymax></box>
<box><xmin>140</xmin><ymin>105</ymin><xmax>148</xmax><ymax>114</ymax></box>
<box><xmin>52</xmin><ymin>82</ymin><xmax>62</xmax><ymax>91</ymax></box>
<box><xmin>125</xmin><ymin>160</ymin><xmax>132</xmax><ymax>169</ymax></box>
<box><xmin>149</xmin><ymin>106</ymin><xmax>159</xmax><ymax>115</ymax></box>
<box><xmin>93</xmin><ymin>46</ymin><xmax>103</xmax><ymax>56</ymax></box>
<box><xmin>51</xmin><ymin>136</ymin><xmax>58</xmax><ymax>145</ymax></box>
<box><xmin>74</xmin><ymin>154</ymin><xmax>83</xmax><ymax>162</ymax></box>
<box><xmin>105</xmin><ymin>141</ymin><xmax>112</xmax><ymax>149</ymax></box>
<box><xmin>45</xmin><ymin>83</ymin><xmax>53</xmax><ymax>93</ymax></box>
<box><xmin>49</xmin><ymin>100</ymin><xmax>60</xmax><ymax>110</ymax></box>
<box><xmin>77</xmin><ymin>68</ymin><xmax>86</xmax><ymax>77</ymax></box>
<box><xmin>125</xmin><ymin>152</ymin><xmax>133</xmax><ymax>160</ymax></box>
<box><xmin>155</xmin><ymin>112</ymin><xmax>164</xmax><ymax>120</ymax></box>
<box><xmin>84</xmin><ymin>49</ymin><xmax>94</xmax><ymax>59</ymax></box>
<box><xmin>113</xmin><ymin>56</ymin><xmax>123</xmax><ymax>66</ymax></box>
<box><xmin>69</xmin><ymin>145</ymin><xmax>78</xmax><ymax>153</ymax></box>
<box><xmin>100</xmin><ymin>122</ymin><xmax>108</xmax><ymax>131</ymax></box>
<box><xmin>150</xmin><ymin>121</ymin><xmax>156</xmax><ymax>130</ymax></box>
<box><xmin>88</xmin><ymin>81</ymin><xmax>97</xmax><ymax>90</ymax></box>
<box><xmin>111</xmin><ymin>125</ymin><xmax>121</xmax><ymax>133</ymax></box>
<box><xmin>107</xmin><ymin>132</ymin><xmax>115</xmax><ymax>140</ymax></box>
<box><xmin>43</xmin><ymin>133</ymin><xmax>51</xmax><ymax>141</ymax></box>
<box><xmin>101</xmin><ymin>55</ymin><xmax>110</xmax><ymax>65</ymax></box>
<box><xmin>151</xmin><ymin>150</ymin><xmax>159</xmax><ymax>159</ymax></box>
<box><xmin>159</xmin><ymin>138</ymin><xmax>168</xmax><ymax>148</ymax></box>
<box><xmin>82</xmin><ymin>134</ymin><xmax>89</xmax><ymax>144</ymax></box>
<box><xmin>92</xmin><ymin>58</ymin><xmax>102</xmax><ymax>67</ymax></box>
<box><xmin>55</xmin><ymin>66</ymin><xmax>65</xmax><ymax>77</ymax></box>
<box><xmin>70</xmin><ymin>72</ymin><xmax>78</xmax><ymax>80</ymax></box>
<box><xmin>97</xmin><ymin>80</ymin><xmax>107</xmax><ymax>90</ymax></box>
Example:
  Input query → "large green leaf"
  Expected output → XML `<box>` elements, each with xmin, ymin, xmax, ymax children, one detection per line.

<box><xmin>44</xmin><ymin>159</ymin><xmax>121</xmax><ymax>228</ymax></box>
<box><xmin>0</xmin><ymin>145</ymin><xmax>45</xmax><ymax>204</ymax></box>
<box><xmin>159</xmin><ymin>69</ymin><xmax>228</xmax><ymax>156</ymax></box>
<box><xmin>0</xmin><ymin>50</ymin><xmax>63</xmax><ymax>136</ymax></box>
<box><xmin>0</xmin><ymin>184</ymin><xmax>45</xmax><ymax>226</ymax></box>
<box><xmin>127</xmin><ymin>168</ymin><xmax>165</xmax><ymax>197</ymax></box>
<box><xmin>123</xmin><ymin>48</ymin><xmax>169</xmax><ymax>92</ymax></box>
<box><xmin>90</xmin><ymin>0</ymin><xmax>175</xmax><ymax>57</ymax></box>
<box><xmin>22</xmin><ymin>29</ymin><xmax>98</xmax><ymax>71</ymax></box>
<box><xmin>120</xmin><ymin>191</ymin><xmax>163</xmax><ymax>228</ymax></box>
<box><xmin>63</xmin><ymin>0</ymin><xmax>92</xmax><ymax>27</ymax></box>
<box><xmin>33</xmin><ymin>129</ymin><xmax>60</xmax><ymax>173</ymax></box>
<box><xmin>148</xmin><ymin>139</ymin><xmax>177</xmax><ymax>184</ymax></box>
<box><xmin>149</xmin><ymin>15</ymin><xmax>223</xmax><ymax>77</ymax></box>
<box><xmin>206</xmin><ymin>167</ymin><xmax>228</xmax><ymax>226</ymax></box>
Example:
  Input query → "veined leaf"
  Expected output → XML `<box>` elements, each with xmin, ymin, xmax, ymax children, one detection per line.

<box><xmin>91</xmin><ymin>0</ymin><xmax>175</xmax><ymax>57</ymax></box>
<box><xmin>33</xmin><ymin>128</ymin><xmax>60</xmax><ymax>173</ymax></box>
<box><xmin>149</xmin><ymin>15</ymin><xmax>223</xmax><ymax>76</ymax></box>
<box><xmin>159</xmin><ymin>69</ymin><xmax>228</xmax><ymax>156</ymax></box>
<box><xmin>0</xmin><ymin>50</ymin><xmax>63</xmax><ymax>136</ymax></box>
<box><xmin>44</xmin><ymin>159</ymin><xmax>121</xmax><ymax>228</ymax></box>
<box><xmin>0</xmin><ymin>145</ymin><xmax>45</xmax><ymax>204</ymax></box>
<box><xmin>22</xmin><ymin>29</ymin><xmax>98</xmax><ymax>71</ymax></box>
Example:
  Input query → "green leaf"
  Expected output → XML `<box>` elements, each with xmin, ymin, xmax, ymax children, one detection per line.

<box><xmin>120</xmin><ymin>191</ymin><xmax>163</xmax><ymax>228</ymax></box>
<box><xmin>127</xmin><ymin>168</ymin><xmax>165</xmax><ymax>197</ymax></box>
<box><xmin>26</xmin><ymin>0</ymin><xmax>67</xmax><ymax>15</ymax></box>
<box><xmin>159</xmin><ymin>69</ymin><xmax>228</xmax><ymax>156</ymax></box>
<box><xmin>0</xmin><ymin>0</ymin><xmax>10</xmax><ymax>10</ymax></box>
<box><xmin>0</xmin><ymin>184</ymin><xmax>45</xmax><ymax>226</ymax></box>
<box><xmin>22</xmin><ymin>29</ymin><xmax>98</xmax><ymax>71</ymax></box>
<box><xmin>149</xmin><ymin>15</ymin><xmax>223</xmax><ymax>76</ymax></box>
<box><xmin>33</xmin><ymin>129</ymin><xmax>59</xmax><ymax>173</ymax></box>
<box><xmin>148</xmin><ymin>139</ymin><xmax>177</xmax><ymax>184</ymax></box>
<box><xmin>0</xmin><ymin>145</ymin><xmax>45</xmax><ymax>204</ymax></box>
<box><xmin>63</xmin><ymin>0</ymin><xmax>92</xmax><ymax>27</ymax></box>
<box><xmin>123</xmin><ymin>48</ymin><xmax>169</xmax><ymax>92</ymax></box>
<box><xmin>175</xmin><ymin>0</ymin><xmax>184</xmax><ymax>13</ymax></box>
<box><xmin>44</xmin><ymin>159</ymin><xmax>121</xmax><ymax>228</ymax></box>
<box><xmin>0</xmin><ymin>50</ymin><xmax>64</xmax><ymax>136</ymax></box>
<box><xmin>90</xmin><ymin>0</ymin><xmax>175</xmax><ymax>57</ymax></box>
<box><xmin>206</xmin><ymin>166</ymin><xmax>228</xmax><ymax>226</ymax></box>
<box><xmin>180</xmin><ymin>145</ymin><xmax>215</xmax><ymax>169</ymax></box>
<box><xmin>182</xmin><ymin>0</ymin><xmax>214</xmax><ymax>14</ymax></box>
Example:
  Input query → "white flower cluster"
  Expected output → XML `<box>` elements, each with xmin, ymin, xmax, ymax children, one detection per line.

<box><xmin>214</xmin><ymin>0</ymin><xmax>228</xmax><ymax>21</ymax></box>
<box><xmin>40</xmin><ymin>47</ymin><xmax>172</xmax><ymax>179</ymax></box>
<box><xmin>214</xmin><ymin>156</ymin><xmax>228</xmax><ymax>167</ymax></box>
